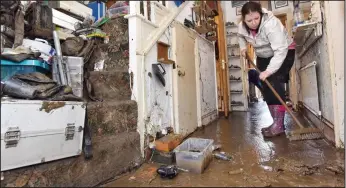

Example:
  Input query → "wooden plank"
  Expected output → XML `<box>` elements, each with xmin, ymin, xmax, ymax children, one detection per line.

<box><xmin>215</xmin><ymin>1</ymin><xmax>229</xmax><ymax>116</ymax></box>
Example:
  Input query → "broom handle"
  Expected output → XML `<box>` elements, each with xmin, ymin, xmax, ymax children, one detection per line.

<box><xmin>246</xmin><ymin>56</ymin><xmax>305</xmax><ymax>129</ymax></box>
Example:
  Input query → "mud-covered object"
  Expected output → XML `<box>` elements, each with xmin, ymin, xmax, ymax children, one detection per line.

<box><xmin>0</xmin><ymin>12</ymin><xmax>15</xmax><ymax>28</ymax></box>
<box><xmin>1</xmin><ymin>46</ymin><xmax>41</xmax><ymax>62</ymax></box>
<box><xmin>61</xmin><ymin>37</ymin><xmax>95</xmax><ymax>63</ymax></box>
<box><xmin>0</xmin><ymin>34</ymin><xmax>14</xmax><ymax>52</ymax></box>
<box><xmin>24</xmin><ymin>2</ymin><xmax>53</xmax><ymax>39</ymax></box>
<box><xmin>2</xmin><ymin>72</ymin><xmax>82</xmax><ymax>101</ymax></box>
<box><xmin>13</xmin><ymin>7</ymin><xmax>24</xmax><ymax>48</ymax></box>
<box><xmin>0</xmin><ymin>0</ymin><xmax>20</xmax><ymax>13</ymax></box>
<box><xmin>61</xmin><ymin>37</ymin><xmax>85</xmax><ymax>56</ymax></box>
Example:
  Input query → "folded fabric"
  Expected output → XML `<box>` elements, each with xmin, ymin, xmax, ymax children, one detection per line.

<box><xmin>2</xmin><ymin>72</ymin><xmax>83</xmax><ymax>101</ymax></box>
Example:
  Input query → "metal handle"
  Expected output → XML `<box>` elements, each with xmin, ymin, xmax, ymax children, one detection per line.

<box><xmin>178</xmin><ymin>70</ymin><xmax>185</xmax><ymax>77</ymax></box>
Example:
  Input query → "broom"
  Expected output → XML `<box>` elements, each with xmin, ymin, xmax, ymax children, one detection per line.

<box><xmin>245</xmin><ymin>55</ymin><xmax>324</xmax><ymax>141</ymax></box>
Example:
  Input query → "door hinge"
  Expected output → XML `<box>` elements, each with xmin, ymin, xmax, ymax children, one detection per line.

<box><xmin>222</xmin><ymin>60</ymin><xmax>225</xmax><ymax>69</ymax></box>
<box><xmin>4</xmin><ymin>127</ymin><xmax>21</xmax><ymax>148</ymax></box>
<box><xmin>65</xmin><ymin>123</ymin><xmax>75</xmax><ymax>141</ymax></box>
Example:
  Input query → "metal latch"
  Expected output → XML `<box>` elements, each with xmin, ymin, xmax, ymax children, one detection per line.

<box><xmin>4</xmin><ymin>127</ymin><xmax>21</xmax><ymax>148</ymax></box>
<box><xmin>65</xmin><ymin>123</ymin><xmax>75</xmax><ymax>141</ymax></box>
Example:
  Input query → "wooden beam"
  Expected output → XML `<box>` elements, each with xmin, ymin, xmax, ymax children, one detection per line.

<box><xmin>215</xmin><ymin>1</ymin><xmax>230</xmax><ymax>116</ymax></box>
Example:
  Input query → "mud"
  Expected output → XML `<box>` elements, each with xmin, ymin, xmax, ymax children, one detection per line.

<box><xmin>105</xmin><ymin>100</ymin><xmax>345</xmax><ymax>187</ymax></box>
<box><xmin>87</xmin><ymin>101</ymin><xmax>138</xmax><ymax>135</ymax></box>
<box><xmin>1</xmin><ymin>132</ymin><xmax>142</xmax><ymax>187</ymax></box>
<box><xmin>39</xmin><ymin>101</ymin><xmax>66</xmax><ymax>113</ymax></box>
<box><xmin>88</xmin><ymin>71</ymin><xmax>131</xmax><ymax>101</ymax></box>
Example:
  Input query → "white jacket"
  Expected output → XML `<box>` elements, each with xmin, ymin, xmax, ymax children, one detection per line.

<box><xmin>238</xmin><ymin>8</ymin><xmax>293</xmax><ymax>74</ymax></box>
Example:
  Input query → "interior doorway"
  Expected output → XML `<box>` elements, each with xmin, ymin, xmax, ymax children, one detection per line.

<box><xmin>275</xmin><ymin>13</ymin><xmax>290</xmax><ymax>102</ymax></box>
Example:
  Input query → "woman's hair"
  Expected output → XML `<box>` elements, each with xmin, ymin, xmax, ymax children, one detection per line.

<box><xmin>241</xmin><ymin>2</ymin><xmax>263</xmax><ymax>34</ymax></box>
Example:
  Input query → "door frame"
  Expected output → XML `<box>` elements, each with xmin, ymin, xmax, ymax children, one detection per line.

<box><xmin>215</xmin><ymin>1</ymin><xmax>230</xmax><ymax>116</ymax></box>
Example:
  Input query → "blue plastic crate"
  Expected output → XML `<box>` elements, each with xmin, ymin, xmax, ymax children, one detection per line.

<box><xmin>1</xmin><ymin>59</ymin><xmax>51</xmax><ymax>81</ymax></box>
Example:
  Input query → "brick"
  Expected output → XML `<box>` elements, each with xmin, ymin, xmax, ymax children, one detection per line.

<box><xmin>154</xmin><ymin>134</ymin><xmax>183</xmax><ymax>152</ymax></box>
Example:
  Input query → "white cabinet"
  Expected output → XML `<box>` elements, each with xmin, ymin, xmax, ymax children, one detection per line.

<box><xmin>1</xmin><ymin>99</ymin><xmax>86</xmax><ymax>171</ymax></box>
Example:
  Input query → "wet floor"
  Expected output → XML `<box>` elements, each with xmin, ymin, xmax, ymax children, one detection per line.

<box><xmin>104</xmin><ymin>100</ymin><xmax>345</xmax><ymax>187</ymax></box>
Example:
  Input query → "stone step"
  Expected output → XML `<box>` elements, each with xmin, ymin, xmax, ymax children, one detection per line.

<box><xmin>88</xmin><ymin>71</ymin><xmax>132</xmax><ymax>101</ymax></box>
<box><xmin>99</xmin><ymin>43</ymin><xmax>129</xmax><ymax>72</ymax></box>
<box><xmin>87</xmin><ymin>44</ymin><xmax>129</xmax><ymax>73</ymax></box>
<box><xmin>87</xmin><ymin>100</ymin><xmax>137</xmax><ymax>135</ymax></box>
<box><xmin>2</xmin><ymin>132</ymin><xmax>142</xmax><ymax>187</ymax></box>
<box><xmin>102</xmin><ymin>17</ymin><xmax>129</xmax><ymax>44</ymax></box>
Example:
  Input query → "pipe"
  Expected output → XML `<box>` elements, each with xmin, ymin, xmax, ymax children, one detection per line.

<box><xmin>53</xmin><ymin>30</ymin><xmax>67</xmax><ymax>85</ymax></box>
<box><xmin>299</xmin><ymin>61</ymin><xmax>317</xmax><ymax>72</ymax></box>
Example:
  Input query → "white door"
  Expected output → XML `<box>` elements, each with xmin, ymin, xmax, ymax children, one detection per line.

<box><xmin>172</xmin><ymin>22</ymin><xmax>198</xmax><ymax>136</ymax></box>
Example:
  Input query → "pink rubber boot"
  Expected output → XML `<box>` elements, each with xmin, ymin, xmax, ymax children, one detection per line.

<box><xmin>261</xmin><ymin>105</ymin><xmax>286</xmax><ymax>137</ymax></box>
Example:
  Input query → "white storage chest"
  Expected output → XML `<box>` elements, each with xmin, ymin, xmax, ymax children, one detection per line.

<box><xmin>1</xmin><ymin>99</ymin><xmax>86</xmax><ymax>171</ymax></box>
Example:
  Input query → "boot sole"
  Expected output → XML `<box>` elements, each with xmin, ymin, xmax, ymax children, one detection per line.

<box><xmin>262</xmin><ymin>132</ymin><xmax>286</xmax><ymax>138</ymax></box>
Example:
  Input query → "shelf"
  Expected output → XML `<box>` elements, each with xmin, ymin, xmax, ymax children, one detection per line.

<box><xmin>225</xmin><ymin>22</ymin><xmax>237</xmax><ymax>28</ymax></box>
<box><xmin>228</xmin><ymin>55</ymin><xmax>240</xmax><ymax>58</ymax></box>
<box><xmin>293</xmin><ymin>22</ymin><xmax>317</xmax><ymax>46</ymax></box>
<box><xmin>227</xmin><ymin>44</ymin><xmax>239</xmax><ymax>48</ymax></box>
<box><xmin>231</xmin><ymin>103</ymin><xmax>244</xmax><ymax>106</ymax></box>
<box><xmin>229</xmin><ymin>68</ymin><xmax>241</xmax><ymax>70</ymax></box>
<box><xmin>230</xmin><ymin>79</ymin><xmax>242</xmax><ymax>82</ymax></box>
<box><xmin>226</xmin><ymin>32</ymin><xmax>237</xmax><ymax>37</ymax></box>
<box><xmin>230</xmin><ymin>91</ymin><xmax>243</xmax><ymax>94</ymax></box>
<box><xmin>293</xmin><ymin>22</ymin><xmax>323</xmax><ymax>57</ymax></box>
<box><xmin>192</xmin><ymin>3</ymin><xmax>216</xmax><ymax>18</ymax></box>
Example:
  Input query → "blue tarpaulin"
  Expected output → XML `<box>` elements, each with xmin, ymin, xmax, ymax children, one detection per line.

<box><xmin>174</xmin><ymin>0</ymin><xmax>185</xmax><ymax>7</ymax></box>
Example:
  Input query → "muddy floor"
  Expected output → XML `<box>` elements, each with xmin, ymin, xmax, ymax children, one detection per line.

<box><xmin>104</xmin><ymin>100</ymin><xmax>345</xmax><ymax>187</ymax></box>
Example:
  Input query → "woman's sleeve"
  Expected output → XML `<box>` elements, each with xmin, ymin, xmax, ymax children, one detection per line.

<box><xmin>237</xmin><ymin>23</ymin><xmax>247</xmax><ymax>51</ymax></box>
<box><xmin>265</xmin><ymin>19</ymin><xmax>289</xmax><ymax>74</ymax></box>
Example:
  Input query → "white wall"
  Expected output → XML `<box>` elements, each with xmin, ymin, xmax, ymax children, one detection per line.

<box><xmin>197</xmin><ymin>37</ymin><xmax>218</xmax><ymax>126</ymax></box>
<box><xmin>144</xmin><ymin>27</ymin><xmax>174</xmax><ymax>136</ymax></box>
<box><xmin>127</xmin><ymin>1</ymin><xmax>218</xmax><ymax>155</ymax></box>
<box><xmin>222</xmin><ymin>1</ymin><xmax>242</xmax><ymax>23</ymax></box>
<box><xmin>323</xmin><ymin>1</ymin><xmax>344</xmax><ymax>147</ymax></box>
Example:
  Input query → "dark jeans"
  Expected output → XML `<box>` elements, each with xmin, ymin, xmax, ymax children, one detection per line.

<box><xmin>257</xmin><ymin>49</ymin><xmax>295</xmax><ymax>105</ymax></box>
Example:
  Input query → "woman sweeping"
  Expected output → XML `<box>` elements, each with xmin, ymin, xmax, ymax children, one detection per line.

<box><xmin>238</xmin><ymin>2</ymin><xmax>296</xmax><ymax>137</ymax></box>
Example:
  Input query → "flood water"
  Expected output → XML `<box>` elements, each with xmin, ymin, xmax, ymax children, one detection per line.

<box><xmin>105</xmin><ymin>100</ymin><xmax>345</xmax><ymax>187</ymax></box>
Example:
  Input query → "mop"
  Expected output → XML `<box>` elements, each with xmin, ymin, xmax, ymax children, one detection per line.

<box><xmin>246</xmin><ymin>55</ymin><xmax>324</xmax><ymax>141</ymax></box>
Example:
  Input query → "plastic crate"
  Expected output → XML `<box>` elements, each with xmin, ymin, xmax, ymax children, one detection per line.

<box><xmin>173</xmin><ymin>138</ymin><xmax>214</xmax><ymax>174</ymax></box>
<box><xmin>108</xmin><ymin>6</ymin><xmax>129</xmax><ymax>18</ymax></box>
<box><xmin>1</xmin><ymin>59</ymin><xmax>50</xmax><ymax>81</ymax></box>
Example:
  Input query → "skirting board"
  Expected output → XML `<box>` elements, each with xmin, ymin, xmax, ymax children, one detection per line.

<box><xmin>201</xmin><ymin>110</ymin><xmax>218</xmax><ymax>126</ymax></box>
<box><xmin>298</xmin><ymin>101</ymin><xmax>335</xmax><ymax>145</ymax></box>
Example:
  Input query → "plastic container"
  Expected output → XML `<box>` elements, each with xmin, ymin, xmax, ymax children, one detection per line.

<box><xmin>52</xmin><ymin>56</ymin><xmax>84</xmax><ymax>97</ymax></box>
<box><xmin>22</xmin><ymin>38</ymin><xmax>55</xmax><ymax>56</ymax></box>
<box><xmin>107</xmin><ymin>6</ymin><xmax>129</xmax><ymax>18</ymax></box>
<box><xmin>173</xmin><ymin>138</ymin><xmax>214</xmax><ymax>174</ymax></box>
<box><xmin>1</xmin><ymin>59</ymin><xmax>50</xmax><ymax>81</ymax></box>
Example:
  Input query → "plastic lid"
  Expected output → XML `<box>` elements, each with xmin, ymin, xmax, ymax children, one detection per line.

<box><xmin>0</xmin><ymin>59</ymin><xmax>50</xmax><ymax>70</ymax></box>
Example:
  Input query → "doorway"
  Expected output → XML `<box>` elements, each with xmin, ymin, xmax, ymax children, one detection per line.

<box><xmin>275</xmin><ymin>13</ymin><xmax>290</xmax><ymax>102</ymax></box>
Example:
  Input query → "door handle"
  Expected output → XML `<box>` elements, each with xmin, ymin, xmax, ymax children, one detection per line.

<box><xmin>178</xmin><ymin>70</ymin><xmax>186</xmax><ymax>77</ymax></box>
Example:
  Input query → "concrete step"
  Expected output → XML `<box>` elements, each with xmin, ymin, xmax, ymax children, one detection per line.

<box><xmin>102</xmin><ymin>17</ymin><xmax>129</xmax><ymax>44</ymax></box>
<box><xmin>2</xmin><ymin>132</ymin><xmax>142</xmax><ymax>187</ymax></box>
<box><xmin>87</xmin><ymin>100</ymin><xmax>137</xmax><ymax>135</ymax></box>
<box><xmin>99</xmin><ymin>43</ymin><xmax>129</xmax><ymax>72</ymax></box>
<box><xmin>88</xmin><ymin>71</ymin><xmax>132</xmax><ymax>101</ymax></box>
<box><xmin>87</xmin><ymin>44</ymin><xmax>129</xmax><ymax>73</ymax></box>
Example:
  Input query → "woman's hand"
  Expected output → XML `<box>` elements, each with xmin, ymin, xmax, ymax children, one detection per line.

<box><xmin>240</xmin><ymin>49</ymin><xmax>247</xmax><ymax>57</ymax></box>
<box><xmin>259</xmin><ymin>70</ymin><xmax>271</xmax><ymax>81</ymax></box>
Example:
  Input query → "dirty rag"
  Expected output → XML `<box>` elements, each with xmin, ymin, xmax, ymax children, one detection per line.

<box><xmin>2</xmin><ymin>72</ymin><xmax>82</xmax><ymax>101</ymax></box>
